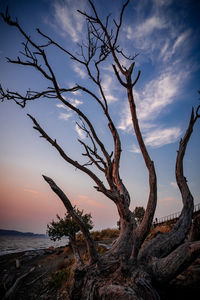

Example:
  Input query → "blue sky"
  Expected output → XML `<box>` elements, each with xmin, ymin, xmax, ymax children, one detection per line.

<box><xmin>0</xmin><ymin>0</ymin><xmax>200</xmax><ymax>234</ymax></box>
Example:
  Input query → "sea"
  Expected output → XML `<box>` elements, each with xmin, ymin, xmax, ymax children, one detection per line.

<box><xmin>0</xmin><ymin>235</ymin><xmax>69</xmax><ymax>256</ymax></box>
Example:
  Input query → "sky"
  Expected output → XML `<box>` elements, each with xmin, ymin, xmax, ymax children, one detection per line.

<box><xmin>0</xmin><ymin>0</ymin><xmax>200</xmax><ymax>234</ymax></box>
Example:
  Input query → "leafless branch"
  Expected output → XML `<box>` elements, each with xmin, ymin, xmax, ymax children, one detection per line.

<box><xmin>113</xmin><ymin>0</ymin><xmax>129</xmax><ymax>48</ymax></box>
<box><xmin>43</xmin><ymin>175</ymin><xmax>99</xmax><ymax>264</ymax></box>
<box><xmin>37</xmin><ymin>28</ymin><xmax>86</xmax><ymax>65</ymax></box>
<box><xmin>28</xmin><ymin>113</ymin><xmax>119</xmax><ymax>205</ymax></box>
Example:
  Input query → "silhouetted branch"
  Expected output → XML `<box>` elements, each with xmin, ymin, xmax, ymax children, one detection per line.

<box><xmin>27</xmin><ymin>114</ymin><xmax>114</xmax><ymax>200</ymax></box>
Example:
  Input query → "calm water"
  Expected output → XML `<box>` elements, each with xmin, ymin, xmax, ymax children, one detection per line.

<box><xmin>0</xmin><ymin>235</ymin><xmax>69</xmax><ymax>256</ymax></box>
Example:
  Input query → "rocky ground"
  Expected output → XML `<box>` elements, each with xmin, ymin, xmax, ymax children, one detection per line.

<box><xmin>0</xmin><ymin>239</ymin><xmax>200</xmax><ymax>300</ymax></box>
<box><xmin>0</xmin><ymin>245</ymin><xmax>75</xmax><ymax>299</ymax></box>
<box><xmin>0</xmin><ymin>240</ymin><xmax>112</xmax><ymax>300</ymax></box>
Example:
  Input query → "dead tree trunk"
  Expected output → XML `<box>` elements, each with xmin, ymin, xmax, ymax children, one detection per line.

<box><xmin>43</xmin><ymin>105</ymin><xmax>200</xmax><ymax>300</ymax></box>
<box><xmin>1</xmin><ymin>1</ymin><xmax>200</xmax><ymax>299</ymax></box>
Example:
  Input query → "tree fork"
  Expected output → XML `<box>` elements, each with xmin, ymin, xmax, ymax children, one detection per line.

<box><xmin>139</xmin><ymin>107</ymin><xmax>200</xmax><ymax>261</ymax></box>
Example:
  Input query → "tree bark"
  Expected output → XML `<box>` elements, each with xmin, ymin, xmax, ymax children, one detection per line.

<box><xmin>69</xmin><ymin>235</ymin><xmax>84</xmax><ymax>267</ymax></box>
<box><xmin>152</xmin><ymin>241</ymin><xmax>200</xmax><ymax>283</ymax></box>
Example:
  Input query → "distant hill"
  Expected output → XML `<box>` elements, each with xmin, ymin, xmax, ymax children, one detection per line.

<box><xmin>0</xmin><ymin>229</ymin><xmax>45</xmax><ymax>237</ymax></box>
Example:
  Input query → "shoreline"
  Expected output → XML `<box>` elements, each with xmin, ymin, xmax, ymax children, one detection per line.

<box><xmin>0</xmin><ymin>244</ymin><xmax>73</xmax><ymax>300</ymax></box>
<box><xmin>0</xmin><ymin>235</ymin><xmax>69</xmax><ymax>257</ymax></box>
<box><xmin>0</xmin><ymin>245</ymin><xmax>64</xmax><ymax>257</ymax></box>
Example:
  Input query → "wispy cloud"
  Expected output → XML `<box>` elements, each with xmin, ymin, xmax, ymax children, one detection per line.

<box><xmin>158</xmin><ymin>196</ymin><xmax>179</xmax><ymax>207</ymax></box>
<box><xmin>123</xmin><ymin>0</ymin><xmax>193</xmax><ymax>66</ymax></box>
<box><xmin>52</xmin><ymin>0</ymin><xmax>87</xmax><ymax>42</ymax></box>
<box><xmin>158</xmin><ymin>197</ymin><xmax>176</xmax><ymax>203</ymax></box>
<box><xmin>24</xmin><ymin>189</ymin><xmax>39</xmax><ymax>195</ymax></box>
<box><xmin>86</xmin><ymin>199</ymin><xmax>106</xmax><ymax>208</ymax></box>
<box><xmin>136</xmin><ymin>69</ymin><xmax>182</xmax><ymax>121</ymax></box>
<box><xmin>119</xmin><ymin>64</ymin><xmax>187</xmax><ymax>132</ymax></box>
<box><xmin>161</xmin><ymin>30</ymin><xmax>192</xmax><ymax>62</ymax></box>
<box><xmin>118</xmin><ymin>63</ymin><xmax>186</xmax><ymax>148</ymax></box>
<box><xmin>78</xmin><ymin>194</ymin><xmax>88</xmax><ymax>200</ymax></box>
<box><xmin>74</xmin><ymin>195</ymin><xmax>106</xmax><ymax>208</ymax></box>
<box><xmin>59</xmin><ymin>112</ymin><xmax>72</xmax><ymax>120</ymax></box>
<box><xmin>56</xmin><ymin>98</ymin><xmax>82</xmax><ymax>121</ymax></box>
<box><xmin>101</xmin><ymin>74</ymin><xmax>119</xmax><ymax>103</ymax></box>
<box><xmin>75</xmin><ymin>123</ymin><xmax>86</xmax><ymax>139</ymax></box>
<box><xmin>171</xmin><ymin>181</ymin><xmax>178</xmax><ymax>188</ymax></box>
<box><xmin>56</xmin><ymin>103</ymin><xmax>66</xmax><ymax>109</ymax></box>
<box><xmin>118</xmin><ymin>0</ymin><xmax>195</xmax><ymax>150</ymax></box>
<box><xmin>128</xmin><ymin>144</ymin><xmax>141</xmax><ymax>154</ymax></box>
<box><xmin>73</xmin><ymin>64</ymin><xmax>87</xmax><ymax>79</ymax></box>
<box><xmin>126</xmin><ymin>16</ymin><xmax>166</xmax><ymax>41</ymax></box>
<box><xmin>172</xmin><ymin>30</ymin><xmax>191</xmax><ymax>55</ymax></box>
<box><xmin>70</xmin><ymin>98</ymin><xmax>83</xmax><ymax>107</ymax></box>
<box><xmin>144</xmin><ymin>127</ymin><xmax>181</xmax><ymax>148</ymax></box>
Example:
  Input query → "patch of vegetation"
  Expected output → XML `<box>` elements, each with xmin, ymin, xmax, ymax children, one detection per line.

<box><xmin>76</xmin><ymin>227</ymin><xmax>119</xmax><ymax>242</ymax></box>
<box><xmin>146</xmin><ymin>224</ymin><xmax>173</xmax><ymax>241</ymax></box>
<box><xmin>47</xmin><ymin>267</ymin><xmax>72</xmax><ymax>290</ymax></box>
<box><xmin>91</xmin><ymin>228</ymin><xmax>119</xmax><ymax>241</ymax></box>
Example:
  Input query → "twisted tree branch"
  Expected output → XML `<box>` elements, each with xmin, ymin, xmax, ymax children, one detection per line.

<box><xmin>139</xmin><ymin>107</ymin><xmax>200</xmax><ymax>260</ymax></box>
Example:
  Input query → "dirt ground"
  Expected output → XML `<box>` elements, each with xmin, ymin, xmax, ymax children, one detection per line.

<box><xmin>0</xmin><ymin>245</ymin><xmax>76</xmax><ymax>299</ymax></box>
<box><xmin>0</xmin><ymin>241</ymin><xmax>200</xmax><ymax>300</ymax></box>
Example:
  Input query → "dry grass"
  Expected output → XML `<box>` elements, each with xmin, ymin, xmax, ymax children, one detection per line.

<box><xmin>76</xmin><ymin>228</ymin><xmax>119</xmax><ymax>242</ymax></box>
<box><xmin>146</xmin><ymin>224</ymin><xmax>173</xmax><ymax>241</ymax></box>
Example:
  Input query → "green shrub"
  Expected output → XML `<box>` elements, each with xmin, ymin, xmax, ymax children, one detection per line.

<box><xmin>48</xmin><ymin>267</ymin><xmax>73</xmax><ymax>290</ymax></box>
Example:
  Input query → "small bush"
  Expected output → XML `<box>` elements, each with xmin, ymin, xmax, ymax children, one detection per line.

<box><xmin>147</xmin><ymin>224</ymin><xmax>173</xmax><ymax>241</ymax></box>
<box><xmin>47</xmin><ymin>267</ymin><xmax>73</xmax><ymax>290</ymax></box>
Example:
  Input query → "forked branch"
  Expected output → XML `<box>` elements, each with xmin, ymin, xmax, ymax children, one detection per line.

<box><xmin>139</xmin><ymin>106</ymin><xmax>200</xmax><ymax>260</ymax></box>
<box><xmin>27</xmin><ymin>114</ymin><xmax>116</xmax><ymax>202</ymax></box>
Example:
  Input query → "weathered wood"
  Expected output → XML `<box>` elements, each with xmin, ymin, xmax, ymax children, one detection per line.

<box><xmin>43</xmin><ymin>175</ymin><xmax>99</xmax><ymax>264</ymax></box>
<box><xmin>3</xmin><ymin>267</ymin><xmax>35</xmax><ymax>300</ymax></box>
<box><xmin>152</xmin><ymin>241</ymin><xmax>200</xmax><ymax>283</ymax></box>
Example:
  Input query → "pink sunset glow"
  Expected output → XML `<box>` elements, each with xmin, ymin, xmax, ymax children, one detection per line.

<box><xmin>0</xmin><ymin>0</ymin><xmax>200</xmax><ymax>235</ymax></box>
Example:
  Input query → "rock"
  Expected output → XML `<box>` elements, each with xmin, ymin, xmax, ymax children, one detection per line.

<box><xmin>21</xmin><ymin>249</ymin><xmax>45</xmax><ymax>263</ymax></box>
<box><xmin>36</xmin><ymin>249</ymin><xmax>45</xmax><ymax>256</ymax></box>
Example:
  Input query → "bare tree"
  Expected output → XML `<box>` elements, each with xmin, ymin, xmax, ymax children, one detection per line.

<box><xmin>1</xmin><ymin>1</ymin><xmax>200</xmax><ymax>299</ymax></box>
